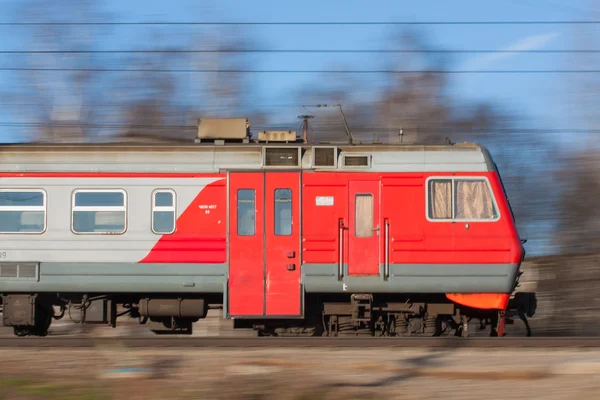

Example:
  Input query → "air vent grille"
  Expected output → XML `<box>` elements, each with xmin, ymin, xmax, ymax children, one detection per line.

<box><xmin>0</xmin><ymin>264</ymin><xmax>17</xmax><ymax>278</ymax></box>
<box><xmin>343</xmin><ymin>155</ymin><xmax>370</xmax><ymax>167</ymax></box>
<box><xmin>314</xmin><ymin>147</ymin><xmax>336</xmax><ymax>167</ymax></box>
<box><xmin>264</xmin><ymin>147</ymin><xmax>300</xmax><ymax>167</ymax></box>
<box><xmin>0</xmin><ymin>263</ymin><xmax>38</xmax><ymax>280</ymax></box>
<box><xmin>19</xmin><ymin>264</ymin><xmax>38</xmax><ymax>278</ymax></box>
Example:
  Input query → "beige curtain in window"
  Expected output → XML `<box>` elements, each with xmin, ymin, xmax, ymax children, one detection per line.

<box><xmin>455</xmin><ymin>180</ymin><xmax>495</xmax><ymax>219</ymax></box>
<box><xmin>430</xmin><ymin>181</ymin><xmax>452</xmax><ymax>219</ymax></box>
<box><xmin>355</xmin><ymin>194</ymin><xmax>374</xmax><ymax>237</ymax></box>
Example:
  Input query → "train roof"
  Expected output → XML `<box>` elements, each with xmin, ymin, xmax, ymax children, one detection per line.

<box><xmin>0</xmin><ymin>141</ymin><xmax>496</xmax><ymax>173</ymax></box>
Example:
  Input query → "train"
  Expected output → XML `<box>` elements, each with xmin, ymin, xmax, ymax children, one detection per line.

<box><xmin>0</xmin><ymin>118</ymin><xmax>535</xmax><ymax>337</ymax></box>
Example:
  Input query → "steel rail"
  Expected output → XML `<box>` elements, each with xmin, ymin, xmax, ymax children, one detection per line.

<box><xmin>1</xmin><ymin>337</ymin><xmax>600</xmax><ymax>348</ymax></box>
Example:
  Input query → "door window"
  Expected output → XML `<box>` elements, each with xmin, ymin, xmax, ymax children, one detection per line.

<box><xmin>355</xmin><ymin>194</ymin><xmax>374</xmax><ymax>237</ymax></box>
<box><xmin>274</xmin><ymin>188</ymin><xmax>292</xmax><ymax>236</ymax></box>
<box><xmin>237</xmin><ymin>189</ymin><xmax>256</xmax><ymax>236</ymax></box>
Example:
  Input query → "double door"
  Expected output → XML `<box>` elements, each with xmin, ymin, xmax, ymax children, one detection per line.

<box><xmin>228</xmin><ymin>172</ymin><xmax>301</xmax><ymax>317</ymax></box>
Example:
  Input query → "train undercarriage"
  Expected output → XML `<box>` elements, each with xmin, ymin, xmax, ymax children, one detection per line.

<box><xmin>0</xmin><ymin>292</ymin><xmax>536</xmax><ymax>338</ymax></box>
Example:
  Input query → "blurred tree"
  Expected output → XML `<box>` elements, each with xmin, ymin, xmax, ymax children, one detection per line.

<box><xmin>553</xmin><ymin>1</ymin><xmax>600</xmax><ymax>254</ymax></box>
<box><xmin>554</xmin><ymin>150</ymin><xmax>600</xmax><ymax>254</ymax></box>
<box><xmin>4</xmin><ymin>0</ymin><xmax>265</xmax><ymax>143</ymax></box>
<box><xmin>2</xmin><ymin>0</ymin><xmax>114</xmax><ymax>142</ymax></box>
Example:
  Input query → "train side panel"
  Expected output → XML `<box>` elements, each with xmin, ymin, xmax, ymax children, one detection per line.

<box><xmin>301</xmin><ymin>171</ymin><xmax>523</xmax><ymax>298</ymax></box>
<box><xmin>0</xmin><ymin>173</ymin><xmax>227</xmax><ymax>294</ymax></box>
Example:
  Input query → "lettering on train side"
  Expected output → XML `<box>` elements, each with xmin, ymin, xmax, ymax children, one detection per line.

<box><xmin>198</xmin><ymin>204</ymin><xmax>217</xmax><ymax>214</ymax></box>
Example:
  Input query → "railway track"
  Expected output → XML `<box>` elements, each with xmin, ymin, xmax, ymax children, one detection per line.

<box><xmin>0</xmin><ymin>336</ymin><xmax>599</xmax><ymax>348</ymax></box>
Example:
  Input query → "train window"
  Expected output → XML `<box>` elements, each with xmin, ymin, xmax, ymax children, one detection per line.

<box><xmin>428</xmin><ymin>179</ymin><xmax>453</xmax><ymax>220</ymax></box>
<box><xmin>237</xmin><ymin>189</ymin><xmax>255</xmax><ymax>236</ymax></box>
<box><xmin>427</xmin><ymin>178</ymin><xmax>499</xmax><ymax>221</ymax></box>
<box><xmin>454</xmin><ymin>179</ymin><xmax>499</xmax><ymax>220</ymax></box>
<box><xmin>72</xmin><ymin>190</ymin><xmax>126</xmax><ymax>234</ymax></box>
<box><xmin>274</xmin><ymin>189</ymin><xmax>292</xmax><ymax>236</ymax></box>
<box><xmin>0</xmin><ymin>190</ymin><xmax>46</xmax><ymax>233</ymax></box>
<box><xmin>355</xmin><ymin>194</ymin><xmax>374</xmax><ymax>237</ymax></box>
<box><xmin>152</xmin><ymin>190</ymin><xmax>176</xmax><ymax>234</ymax></box>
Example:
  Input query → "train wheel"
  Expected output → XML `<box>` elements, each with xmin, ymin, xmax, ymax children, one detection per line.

<box><xmin>13</xmin><ymin>326</ymin><xmax>30</xmax><ymax>337</ymax></box>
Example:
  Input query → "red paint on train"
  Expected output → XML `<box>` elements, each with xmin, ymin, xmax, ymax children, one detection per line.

<box><xmin>137</xmin><ymin>169</ymin><xmax>521</xmax><ymax>312</ymax></box>
<box><xmin>4</xmin><ymin>169</ymin><xmax>522</xmax><ymax>313</ymax></box>
<box><xmin>446</xmin><ymin>293</ymin><xmax>510</xmax><ymax>310</ymax></box>
<box><xmin>347</xmin><ymin>180</ymin><xmax>380</xmax><ymax>276</ymax></box>
<box><xmin>140</xmin><ymin>178</ymin><xmax>227</xmax><ymax>264</ymax></box>
<box><xmin>228</xmin><ymin>173</ymin><xmax>265</xmax><ymax>316</ymax></box>
<box><xmin>0</xmin><ymin>172</ymin><xmax>222</xmax><ymax>178</ymax></box>
<box><xmin>228</xmin><ymin>172</ymin><xmax>302</xmax><ymax>317</ymax></box>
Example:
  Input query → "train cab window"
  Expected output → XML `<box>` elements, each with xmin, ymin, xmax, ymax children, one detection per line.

<box><xmin>152</xmin><ymin>190</ymin><xmax>176</xmax><ymax>234</ymax></box>
<box><xmin>274</xmin><ymin>189</ymin><xmax>292</xmax><ymax>236</ymax></box>
<box><xmin>454</xmin><ymin>179</ymin><xmax>499</xmax><ymax>220</ymax></box>
<box><xmin>428</xmin><ymin>179</ymin><xmax>453</xmax><ymax>220</ymax></box>
<box><xmin>355</xmin><ymin>194</ymin><xmax>374</xmax><ymax>237</ymax></box>
<box><xmin>427</xmin><ymin>178</ymin><xmax>499</xmax><ymax>221</ymax></box>
<box><xmin>0</xmin><ymin>190</ymin><xmax>46</xmax><ymax>233</ymax></box>
<box><xmin>237</xmin><ymin>189</ymin><xmax>255</xmax><ymax>236</ymax></box>
<box><xmin>72</xmin><ymin>190</ymin><xmax>126</xmax><ymax>234</ymax></box>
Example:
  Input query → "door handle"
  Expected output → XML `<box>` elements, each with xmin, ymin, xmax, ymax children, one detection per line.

<box><xmin>286</xmin><ymin>263</ymin><xmax>296</xmax><ymax>271</ymax></box>
<box><xmin>384</xmin><ymin>219</ymin><xmax>389</xmax><ymax>280</ymax></box>
<box><xmin>338</xmin><ymin>218</ymin><xmax>344</xmax><ymax>280</ymax></box>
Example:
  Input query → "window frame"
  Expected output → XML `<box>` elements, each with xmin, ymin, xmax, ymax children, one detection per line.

<box><xmin>0</xmin><ymin>189</ymin><xmax>47</xmax><ymax>234</ymax></box>
<box><xmin>425</xmin><ymin>176</ymin><xmax>501</xmax><ymax>223</ymax></box>
<box><xmin>274</xmin><ymin>188</ymin><xmax>293</xmax><ymax>236</ymax></box>
<box><xmin>262</xmin><ymin>146</ymin><xmax>302</xmax><ymax>168</ymax></box>
<box><xmin>311</xmin><ymin>146</ymin><xmax>338</xmax><ymax>169</ymax></box>
<box><xmin>151</xmin><ymin>189</ymin><xmax>176</xmax><ymax>235</ymax></box>
<box><xmin>237</xmin><ymin>188</ymin><xmax>256</xmax><ymax>236</ymax></box>
<box><xmin>341</xmin><ymin>153</ymin><xmax>372</xmax><ymax>169</ymax></box>
<box><xmin>71</xmin><ymin>189</ymin><xmax>128</xmax><ymax>235</ymax></box>
<box><xmin>354</xmin><ymin>193</ymin><xmax>374</xmax><ymax>238</ymax></box>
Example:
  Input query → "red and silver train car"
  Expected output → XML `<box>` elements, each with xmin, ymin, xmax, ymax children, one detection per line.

<box><xmin>0</xmin><ymin>120</ymin><xmax>529</xmax><ymax>337</ymax></box>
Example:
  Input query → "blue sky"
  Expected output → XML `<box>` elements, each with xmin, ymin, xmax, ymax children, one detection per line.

<box><xmin>109</xmin><ymin>0</ymin><xmax>596</xmax><ymax>139</ymax></box>
<box><xmin>0</xmin><ymin>0</ymin><xmax>597</xmax><ymax>141</ymax></box>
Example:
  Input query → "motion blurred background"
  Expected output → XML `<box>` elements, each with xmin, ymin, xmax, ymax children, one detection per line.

<box><xmin>0</xmin><ymin>0</ymin><xmax>598</xmax><ymax>335</ymax></box>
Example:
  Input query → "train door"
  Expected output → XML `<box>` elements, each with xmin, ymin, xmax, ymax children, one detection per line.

<box><xmin>264</xmin><ymin>172</ymin><xmax>301</xmax><ymax>316</ymax></box>
<box><xmin>228</xmin><ymin>172</ymin><xmax>302</xmax><ymax>317</ymax></box>
<box><xmin>228</xmin><ymin>172</ymin><xmax>265</xmax><ymax>316</ymax></box>
<box><xmin>347</xmin><ymin>181</ymin><xmax>380</xmax><ymax>276</ymax></box>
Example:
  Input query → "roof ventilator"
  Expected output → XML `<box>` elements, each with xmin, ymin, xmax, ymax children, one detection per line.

<box><xmin>343</xmin><ymin>155</ymin><xmax>370</xmax><ymax>167</ymax></box>
<box><xmin>264</xmin><ymin>147</ymin><xmax>300</xmax><ymax>167</ymax></box>
<box><xmin>313</xmin><ymin>147</ymin><xmax>337</xmax><ymax>167</ymax></box>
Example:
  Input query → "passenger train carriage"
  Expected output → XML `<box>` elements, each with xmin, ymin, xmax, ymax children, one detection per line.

<box><xmin>0</xmin><ymin>119</ymin><xmax>531</xmax><ymax>337</ymax></box>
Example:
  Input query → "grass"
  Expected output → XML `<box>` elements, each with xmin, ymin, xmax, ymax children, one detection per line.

<box><xmin>0</xmin><ymin>378</ymin><xmax>107</xmax><ymax>400</ymax></box>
